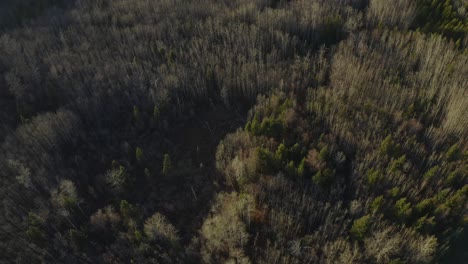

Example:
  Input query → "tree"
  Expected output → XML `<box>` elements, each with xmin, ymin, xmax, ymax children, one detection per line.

<box><xmin>51</xmin><ymin>180</ymin><xmax>80</xmax><ymax>218</ymax></box>
<box><xmin>133</xmin><ymin>106</ymin><xmax>140</xmax><ymax>120</ymax></box>
<box><xmin>297</xmin><ymin>158</ymin><xmax>306</xmax><ymax>177</ymax></box>
<box><xmin>153</xmin><ymin>105</ymin><xmax>160</xmax><ymax>120</ymax></box>
<box><xmin>370</xmin><ymin>195</ymin><xmax>384</xmax><ymax>213</ymax></box>
<box><xmin>144</xmin><ymin>168</ymin><xmax>151</xmax><ymax>179</ymax></box>
<box><xmin>380</xmin><ymin>135</ymin><xmax>398</xmax><ymax>157</ymax></box>
<box><xmin>26</xmin><ymin>213</ymin><xmax>46</xmax><ymax>244</ymax></box>
<box><xmin>394</xmin><ymin>198</ymin><xmax>412</xmax><ymax>222</ymax></box>
<box><xmin>162</xmin><ymin>154</ymin><xmax>172</xmax><ymax>175</ymax></box>
<box><xmin>200</xmin><ymin>192</ymin><xmax>252</xmax><ymax>264</ymax></box>
<box><xmin>312</xmin><ymin>168</ymin><xmax>334</xmax><ymax>187</ymax></box>
<box><xmin>274</xmin><ymin>143</ymin><xmax>287</xmax><ymax>165</ymax></box>
<box><xmin>319</xmin><ymin>146</ymin><xmax>330</xmax><ymax>161</ymax></box>
<box><xmin>144</xmin><ymin>212</ymin><xmax>179</xmax><ymax>245</ymax></box>
<box><xmin>106</xmin><ymin>166</ymin><xmax>128</xmax><ymax>193</ymax></box>
<box><xmin>350</xmin><ymin>215</ymin><xmax>371</xmax><ymax>241</ymax></box>
<box><xmin>423</xmin><ymin>166</ymin><xmax>439</xmax><ymax>181</ymax></box>
<box><xmin>136</xmin><ymin>147</ymin><xmax>144</xmax><ymax>163</ymax></box>
<box><xmin>415</xmin><ymin>198</ymin><xmax>433</xmax><ymax>215</ymax></box>
<box><xmin>446</xmin><ymin>143</ymin><xmax>461</xmax><ymax>161</ymax></box>
<box><xmin>68</xmin><ymin>229</ymin><xmax>87</xmax><ymax>252</ymax></box>
<box><xmin>367</xmin><ymin>169</ymin><xmax>381</xmax><ymax>186</ymax></box>
<box><xmin>120</xmin><ymin>200</ymin><xmax>137</xmax><ymax>220</ymax></box>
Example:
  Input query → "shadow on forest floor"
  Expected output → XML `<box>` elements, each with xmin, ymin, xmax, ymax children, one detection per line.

<box><xmin>142</xmin><ymin>105</ymin><xmax>246</xmax><ymax>245</ymax></box>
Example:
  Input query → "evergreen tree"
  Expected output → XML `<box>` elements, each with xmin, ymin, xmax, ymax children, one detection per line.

<box><xmin>162</xmin><ymin>154</ymin><xmax>172</xmax><ymax>176</ymax></box>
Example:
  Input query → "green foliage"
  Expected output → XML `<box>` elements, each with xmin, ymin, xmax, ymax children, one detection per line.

<box><xmin>120</xmin><ymin>200</ymin><xmax>137</xmax><ymax>220</ymax></box>
<box><xmin>415</xmin><ymin>198</ymin><xmax>434</xmax><ymax>215</ymax></box>
<box><xmin>285</xmin><ymin>161</ymin><xmax>296</xmax><ymax>177</ymax></box>
<box><xmin>257</xmin><ymin>143</ymin><xmax>307</xmax><ymax>178</ymax></box>
<box><xmin>404</xmin><ymin>97</ymin><xmax>432</xmax><ymax>119</ymax></box>
<box><xmin>275</xmin><ymin>144</ymin><xmax>287</xmax><ymax>164</ymax></box>
<box><xmin>367</xmin><ymin>169</ymin><xmax>381</xmax><ymax>186</ymax></box>
<box><xmin>380</xmin><ymin>135</ymin><xmax>397</xmax><ymax>157</ymax></box>
<box><xmin>350</xmin><ymin>215</ymin><xmax>371</xmax><ymax>241</ymax></box>
<box><xmin>414</xmin><ymin>215</ymin><xmax>435</xmax><ymax>233</ymax></box>
<box><xmin>394</xmin><ymin>198</ymin><xmax>413</xmax><ymax>222</ymax></box>
<box><xmin>388</xmin><ymin>258</ymin><xmax>404</xmax><ymax>264</ymax></box>
<box><xmin>415</xmin><ymin>0</ymin><xmax>468</xmax><ymax>39</ymax></box>
<box><xmin>380</xmin><ymin>135</ymin><xmax>394</xmax><ymax>156</ymax></box>
<box><xmin>389</xmin><ymin>187</ymin><xmax>401</xmax><ymax>198</ymax></box>
<box><xmin>277</xmin><ymin>99</ymin><xmax>294</xmax><ymax>116</ymax></box>
<box><xmin>446</xmin><ymin>169</ymin><xmax>465</xmax><ymax>185</ymax></box>
<box><xmin>443</xmin><ymin>186</ymin><xmax>468</xmax><ymax>215</ymax></box>
<box><xmin>162</xmin><ymin>154</ymin><xmax>172</xmax><ymax>175</ymax></box>
<box><xmin>289</xmin><ymin>143</ymin><xmax>303</xmax><ymax>162</ymax></box>
<box><xmin>244</xmin><ymin>121</ymin><xmax>252</xmax><ymax>132</ymax></box>
<box><xmin>446</xmin><ymin>143</ymin><xmax>461</xmax><ymax>161</ymax></box>
<box><xmin>248</xmin><ymin>114</ymin><xmax>260</xmax><ymax>135</ymax></box>
<box><xmin>63</xmin><ymin>196</ymin><xmax>78</xmax><ymax>210</ymax></box>
<box><xmin>389</xmin><ymin>155</ymin><xmax>407</xmax><ymax>173</ymax></box>
<box><xmin>312</xmin><ymin>168</ymin><xmax>334</xmax><ymax>187</ymax></box>
<box><xmin>319</xmin><ymin>146</ymin><xmax>330</xmax><ymax>161</ymax></box>
<box><xmin>433</xmin><ymin>188</ymin><xmax>451</xmax><ymax>204</ymax></box>
<box><xmin>134</xmin><ymin>230</ymin><xmax>143</xmax><ymax>243</ymax></box>
<box><xmin>424</xmin><ymin>166</ymin><xmax>439</xmax><ymax>181</ymax></box>
<box><xmin>245</xmin><ymin>99</ymin><xmax>290</xmax><ymax>139</ymax></box>
<box><xmin>371</xmin><ymin>195</ymin><xmax>384</xmax><ymax>213</ymax></box>
<box><xmin>259</xmin><ymin>117</ymin><xmax>283</xmax><ymax>138</ymax></box>
<box><xmin>297</xmin><ymin>158</ymin><xmax>306</xmax><ymax>177</ymax></box>
<box><xmin>106</xmin><ymin>166</ymin><xmax>128</xmax><ymax>192</ymax></box>
<box><xmin>136</xmin><ymin>147</ymin><xmax>144</xmax><ymax>163</ymax></box>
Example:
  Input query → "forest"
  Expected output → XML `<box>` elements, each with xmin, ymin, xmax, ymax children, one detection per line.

<box><xmin>0</xmin><ymin>0</ymin><xmax>467</xmax><ymax>263</ymax></box>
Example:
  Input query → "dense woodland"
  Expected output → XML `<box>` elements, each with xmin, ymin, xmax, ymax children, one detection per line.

<box><xmin>0</xmin><ymin>0</ymin><xmax>467</xmax><ymax>263</ymax></box>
